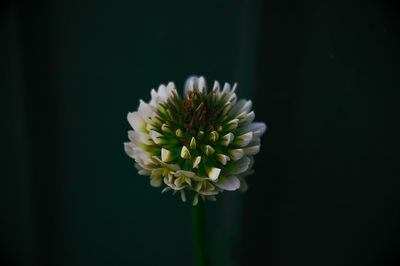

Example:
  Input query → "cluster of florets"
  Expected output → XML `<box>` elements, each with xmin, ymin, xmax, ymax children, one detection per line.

<box><xmin>124</xmin><ymin>76</ymin><xmax>266</xmax><ymax>205</ymax></box>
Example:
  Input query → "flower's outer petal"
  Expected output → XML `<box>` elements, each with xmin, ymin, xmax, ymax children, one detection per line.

<box><xmin>133</xmin><ymin>148</ymin><xmax>153</xmax><ymax>164</ymax></box>
<box><xmin>127</xmin><ymin>112</ymin><xmax>145</xmax><ymax>132</ymax></box>
<box><xmin>229</xmin><ymin>99</ymin><xmax>251</xmax><ymax>117</ymax></box>
<box><xmin>221</xmin><ymin>132</ymin><xmax>234</xmax><ymax>147</ymax></box>
<box><xmin>149</xmin><ymin>130</ymin><xmax>163</xmax><ymax>144</ymax></box>
<box><xmin>124</xmin><ymin>142</ymin><xmax>135</xmax><ymax>158</ymax></box>
<box><xmin>130</xmin><ymin>131</ymin><xmax>153</xmax><ymax>145</ymax></box>
<box><xmin>229</xmin><ymin>148</ymin><xmax>244</xmax><ymax>161</ymax></box>
<box><xmin>243</xmin><ymin>145</ymin><xmax>261</xmax><ymax>155</ymax></box>
<box><xmin>157</xmin><ymin>84</ymin><xmax>169</xmax><ymax>100</ymax></box>
<box><xmin>251</xmin><ymin>122</ymin><xmax>267</xmax><ymax>138</ymax></box>
<box><xmin>234</xmin><ymin>131</ymin><xmax>253</xmax><ymax>147</ymax></box>
<box><xmin>150</xmin><ymin>176</ymin><xmax>162</xmax><ymax>187</ymax></box>
<box><xmin>173</xmin><ymin>170</ymin><xmax>196</xmax><ymax>178</ymax></box>
<box><xmin>227</xmin><ymin>156</ymin><xmax>251</xmax><ymax>174</ymax></box>
<box><xmin>208</xmin><ymin>167</ymin><xmax>221</xmax><ymax>181</ymax></box>
<box><xmin>217</xmin><ymin>154</ymin><xmax>230</xmax><ymax>165</ymax></box>
<box><xmin>198</xmin><ymin>190</ymin><xmax>219</xmax><ymax>196</ymax></box>
<box><xmin>152</xmin><ymin>156</ymin><xmax>180</xmax><ymax>171</ymax></box>
<box><xmin>138</xmin><ymin>169</ymin><xmax>151</xmax><ymax>175</ymax></box>
<box><xmin>163</xmin><ymin>177</ymin><xmax>186</xmax><ymax>190</ymax></box>
<box><xmin>193</xmin><ymin>156</ymin><xmax>202</xmax><ymax>169</ymax></box>
<box><xmin>149</xmin><ymin>89</ymin><xmax>161</xmax><ymax>107</ymax></box>
<box><xmin>220</xmin><ymin>82</ymin><xmax>231</xmax><ymax>98</ymax></box>
<box><xmin>192</xmin><ymin>193</ymin><xmax>199</xmax><ymax>206</ymax></box>
<box><xmin>184</xmin><ymin>76</ymin><xmax>197</xmax><ymax>95</ymax></box>
<box><xmin>184</xmin><ymin>76</ymin><xmax>207</xmax><ymax>95</ymax></box>
<box><xmin>242</xmin><ymin>111</ymin><xmax>255</xmax><ymax>124</ymax></box>
<box><xmin>166</xmin><ymin>82</ymin><xmax>176</xmax><ymax>93</ymax></box>
<box><xmin>213</xmin><ymin>81</ymin><xmax>220</xmax><ymax>94</ymax></box>
<box><xmin>235</xmin><ymin>122</ymin><xmax>267</xmax><ymax>138</ymax></box>
<box><xmin>214</xmin><ymin>175</ymin><xmax>240</xmax><ymax>191</ymax></box>
<box><xmin>138</xmin><ymin>100</ymin><xmax>154</xmax><ymax>123</ymax></box>
<box><xmin>180</xmin><ymin>190</ymin><xmax>187</xmax><ymax>202</ymax></box>
<box><xmin>197</xmin><ymin>76</ymin><xmax>207</xmax><ymax>94</ymax></box>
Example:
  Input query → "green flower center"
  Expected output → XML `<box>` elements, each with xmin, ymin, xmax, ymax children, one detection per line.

<box><xmin>153</xmin><ymin>89</ymin><xmax>234</xmax><ymax>177</ymax></box>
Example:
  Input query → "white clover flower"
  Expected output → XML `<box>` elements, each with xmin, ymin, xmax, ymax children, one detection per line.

<box><xmin>124</xmin><ymin>76</ymin><xmax>266</xmax><ymax>205</ymax></box>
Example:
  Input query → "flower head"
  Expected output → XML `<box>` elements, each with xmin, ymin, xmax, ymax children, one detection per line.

<box><xmin>124</xmin><ymin>76</ymin><xmax>266</xmax><ymax>205</ymax></box>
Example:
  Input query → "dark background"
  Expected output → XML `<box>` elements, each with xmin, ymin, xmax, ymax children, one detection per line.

<box><xmin>1</xmin><ymin>0</ymin><xmax>399</xmax><ymax>265</ymax></box>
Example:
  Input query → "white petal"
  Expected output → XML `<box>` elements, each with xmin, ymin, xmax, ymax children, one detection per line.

<box><xmin>184</xmin><ymin>76</ymin><xmax>207</xmax><ymax>95</ymax></box>
<box><xmin>174</xmin><ymin>176</ymin><xmax>185</xmax><ymax>187</ymax></box>
<box><xmin>184</xmin><ymin>76</ymin><xmax>197</xmax><ymax>95</ymax></box>
<box><xmin>203</xmin><ymin>145</ymin><xmax>215</xmax><ymax>156</ymax></box>
<box><xmin>138</xmin><ymin>169</ymin><xmax>151</xmax><ymax>175</ymax></box>
<box><xmin>149</xmin><ymin>130</ymin><xmax>163</xmax><ymax>144</ymax></box>
<box><xmin>180</xmin><ymin>190</ymin><xmax>186</xmax><ymax>202</ymax></box>
<box><xmin>230</xmin><ymin>99</ymin><xmax>252</xmax><ymax>118</ymax></box>
<box><xmin>152</xmin><ymin>156</ymin><xmax>180</xmax><ymax>171</ymax></box>
<box><xmin>198</xmin><ymin>190</ymin><xmax>219</xmax><ymax>196</ymax></box>
<box><xmin>221</xmin><ymin>82</ymin><xmax>231</xmax><ymax>97</ymax></box>
<box><xmin>208</xmin><ymin>131</ymin><xmax>219</xmax><ymax>142</ymax></box>
<box><xmin>226</xmin><ymin>119</ymin><xmax>239</xmax><ymax>131</ymax></box>
<box><xmin>217</xmin><ymin>154</ymin><xmax>230</xmax><ymax>165</ymax></box>
<box><xmin>150</xmin><ymin>176</ymin><xmax>162</xmax><ymax>187</ymax></box>
<box><xmin>124</xmin><ymin>142</ymin><xmax>135</xmax><ymax>158</ymax></box>
<box><xmin>166</xmin><ymin>82</ymin><xmax>176</xmax><ymax>94</ymax></box>
<box><xmin>163</xmin><ymin>177</ymin><xmax>185</xmax><ymax>190</ymax></box>
<box><xmin>180</xmin><ymin>146</ymin><xmax>191</xmax><ymax>159</ymax></box>
<box><xmin>192</xmin><ymin>193</ymin><xmax>199</xmax><ymax>206</ymax></box>
<box><xmin>127</xmin><ymin>112</ymin><xmax>145</xmax><ymax>132</ymax></box>
<box><xmin>173</xmin><ymin>170</ymin><xmax>196</xmax><ymax>178</ymax></box>
<box><xmin>161</xmin><ymin>148</ymin><xmax>173</xmax><ymax>162</ymax></box>
<box><xmin>208</xmin><ymin>167</ymin><xmax>221</xmax><ymax>181</ymax></box>
<box><xmin>227</xmin><ymin>93</ymin><xmax>237</xmax><ymax>105</ymax></box>
<box><xmin>236</xmin><ymin>122</ymin><xmax>267</xmax><ymax>138</ymax></box>
<box><xmin>229</xmin><ymin>149</ymin><xmax>244</xmax><ymax>161</ymax></box>
<box><xmin>197</xmin><ymin>76</ymin><xmax>207</xmax><ymax>94</ymax></box>
<box><xmin>250</xmin><ymin>122</ymin><xmax>267</xmax><ymax>137</ymax></box>
<box><xmin>151</xmin><ymin>168</ymin><xmax>164</xmax><ymax>175</ymax></box>
<box><xmin>214</xmin><ymin>175</ymin><xmax>240</xmax><ymax>191</ymax></box>
<box><xmin>243</xmin><ymin>145</ymin><xmax>260</xmax><ymax>155</ymax></box>
<box><xmin>175</xmin><ymin>128</ymin><xmax>183</xmax><ymax>137</ymax></box>
<box><xmin>161</xmin><ymin>187</ymin><xmax>171</xmax><ymax>193</ymax></box>
<box><xmin>242</xmin><ymin>111</ymin><xmax>255</xmax><ymax>124</ymax></box>
<box><xmin>190</xmin><ymin>137</ymin><xmax>197</xmax><ymax>149</ymax></box>
<box><xmin>193</xmin><ymin>156</ymin><xmax>202</xmax><ymax>168</ymax></box>
<box><xmin>138</xmin><ymin>100</ymin><xmax>153</xmax><ymax>122</ymax></box>
<box><xmin>157</xmin><ymin>84</ymin><xmax>169</xmax><ymax>100</ymax></box>
<box><xmin>235</xmin><ymin>132</ymin><xmax>253</xmax><ymax>147</ymax></box>
<box><xmin>149</xmin><ymin>89</ymin><xmax>161</xmax><ymax>107</ymax></box>
<box><xmin>161</xmin><ymin>123</ymin><xmax>172</xmax><ymax>133</ymax></box>
<box><xmin>221</xmin><ymin>133</ymin><xmax>234</xmax><ymax>147</ymax></box>
<box><xmin>129</xmin><ymin>131</ymin><xmax>153</xmax><ymax>145</ymax></box>
<box><xmin>133</xmin><ymin>148</ymin><xmax>153</xmax><ymax>165</ymax></box>
<box><xmin>213</xmin><ymin>81</ymin><xmax>220</xmax><ymax>93</ymax></box>
<box><xmin>229</xmin><ymin>99</ymin><xmax>246</xmax><ymax>116</ymax></box>
<box><xmin>228</xmin><ymin>156</ymin><xmax>251</xmax><ymax>174</ymax></box>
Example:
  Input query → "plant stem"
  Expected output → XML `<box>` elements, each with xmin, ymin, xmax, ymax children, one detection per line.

<box><xmin>192</xmin><ymin>195</ymin><xmax>207</xmax><ymax>266</ymax></box>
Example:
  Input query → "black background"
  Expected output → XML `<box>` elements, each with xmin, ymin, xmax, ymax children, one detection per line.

<box><xmin>1</xmin><ymin>0</ymin><xmax>400</xmax><ymax>266</ymax></box>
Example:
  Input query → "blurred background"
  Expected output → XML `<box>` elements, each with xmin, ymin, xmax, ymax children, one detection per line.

<box><xmin>1</xmin><ymin>0</ymin><xmax>400</xmax><ymax>265</ymax></box>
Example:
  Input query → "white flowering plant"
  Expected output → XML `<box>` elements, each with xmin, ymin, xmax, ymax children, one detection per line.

<box><xmin>124</xmin><ymin>76</ymin><xmax>266</xmax><ymax>206</ymax></box>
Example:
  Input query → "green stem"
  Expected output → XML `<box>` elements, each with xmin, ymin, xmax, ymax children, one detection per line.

<box><xmin>192</xmin><ymin>194</ymin><xmax>207</xmax><ymax>266</ymax></box>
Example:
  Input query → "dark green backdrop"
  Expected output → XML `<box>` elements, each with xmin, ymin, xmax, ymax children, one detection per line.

<box><xmin>1</xmin><ymin>0</ymin><xmax>399</xmax><ymax>266</ymax></box>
